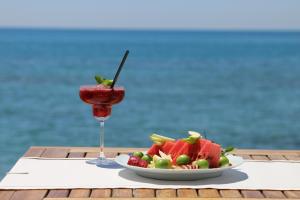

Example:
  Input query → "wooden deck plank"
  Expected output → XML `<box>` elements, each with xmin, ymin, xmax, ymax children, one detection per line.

<box><xmin>262</xmin><ymin>190</ymin><xmax>286</xmax><ymax>198</ymax></box>
<box><xmin>84</xmin><ymin>152</ymin><xmax>117</xmax><ymax>158</ymax></box>
<box><xmin>46</xmin><ymin>190</ymin><xmax>70</xmax><ymax>198</ymax></box>
<box><xmin>268</xmin><ymin>155</ymin><xmax>286</xmax><ymax>160</ymax></box>
<box><xmin>41</xmin><ymin>148</ymin><xmax>69</xmax><ymax>158</ymax></box>
<box><xmin>67</xmin><ymin>152</ymin><xmax>85</xmax><ymax>158</ymax></box>
<box><xmin>90</xmin><ymin>189</ymin><xmax>111</xmax><ymax>198</ymax></box>
<box><xmin>44</xmin><ymin>197</ymin><xmax>298</xmax><ymax>200</ymax></box>
<box><xmin>68</xmin><ymin>189</ymin><xmax>90</xmax><ymax>198</ymax></box>
<box><xmin>219</xmin><ymin>189</ymin><xmax>242</xmax><ymax>198</ymax></box>
<box><xmin>177</xmin><ymin>189</ymin><xmax>198</xmax><ymax>198</ymax></box>
<box><xmin>236</xmin><ymin>154</ymin><xmax>252</xmax><ymax>160</ymax></box>
<box><xmin>43</xmin><ymin>198</ymin><xmax>292</xmax><ymax>200</ymax></box>
<box><xmin>10</xmin><ymin>190</ymin><xmax>47</xmax><ymax>200</ymax></box>
<box><xmin>241</xmin><ymin>190</ymin><xmax>264</xmax><ymax>198</ymax></box>
<box><xmin>133</xmin><ymin>189</ymin><xmax>155</xmax><ymax>198</ymax></box>
<box><xmin>112</xmin><ymin>189</ymin><xmax>133</xmax><ymax>198</ymax></box>
<box><xmin>23</xmin><ymin>147</ymin><xmax>45</xmax><ymax>157</ymax></box>
<box><xmin>251</xmin><ymin>155</ymin><xmax>270</xmax><ymax>160</ymax></box>
<box><xmin>46</xmin><ymin>146</ymin><xmax>299</xmax><ymax>154</ymax></box>
<box><xmin>156</xmin><ymin>189</ymin><xmax>177</xmax><ymax>198</ymax></box>
<box><xmin>0</xmin><ymin>190</ymin><xmax>15</xmax><ymax>200</ymax></box>
<box><xmin>284</xmin><ymin>190</ymin><xmax>300</xmax><ymax>198</ymax></box>
<box><xmin>85</xmin><ymin>152</ymin><xmax>98</xmax><ymax>158</ymax></box>
<box><xmin>234</xmin><ymin>149</ymin><xmax>300</xmax><ymax>156</ymax></box>
<box><xmin>198</xmin><ymin>189</ymin><xmax>221</xmax><ymax>197</ymax></box>
<box><xmin>68</xmin><ymin>147</ymin><xmax>146</xmax><ymax>153</ymax></box>
<box><xmin>105</xmin><ymin>152</ymin><xmax>119</xmax><ymax>158</ymax></box>
<box><xmin>284</xmin><ymin>155</ymin><xmax>300</xmax><ymax>160</ymax></box>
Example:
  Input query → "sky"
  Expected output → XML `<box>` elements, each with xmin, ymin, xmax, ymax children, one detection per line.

<box><xmin>0</xmin><ymin>0</ymin><xmax>300</xmax><ymax>30</ymax></box>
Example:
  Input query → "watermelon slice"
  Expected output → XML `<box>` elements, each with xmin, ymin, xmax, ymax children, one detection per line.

<box><xmin>190</xmin><ymin>139</ymin><xmax>201</xmax><ymax>161</ymax></box>
<box><xmin>197</xmin><ymin>139</ymin><xmax>212</xmax><ymax>159</ymax></box>
<box><xmin>147</xmin><ymin>144</ymin><xmax>161</xmax><ymax>156</ymax></box>
<box><xmin>161</xmin><ymin>141</ymin><xmax>175</xmax><ymax>154</ymax></box>
<box><xmin>196</xmin><ymin>139</ymin><xmax>222</xmax><ymax>168</ymax></box>
<box><xmin>168</xmin><ymin>140</ymin><xmax>186</xmax><ymax>159</ymax></box>
<box><xmin>173</xmin><ymin>142</ymin><xmax>193</xmax><ymax>164</ymax></box>
<box><xmin>208</xmin><ymin>143</ymin><xmax>221</xmax><ymax>168</ymax></box>
<box><xmin>169</xmin><ymin>140</ymin><xmax>202</xmax><ymax>164</ymax></box>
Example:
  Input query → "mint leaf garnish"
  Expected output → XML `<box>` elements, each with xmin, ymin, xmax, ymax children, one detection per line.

<box><xmin>95</xmin><ymin>75</ymin><xmax>104</xmax><ymax>84</ymax></box>
<box><xmin>102</xmin><ymin>79</ymin><xmax>113</xmax><ymax>86</ymax></box>
<box><xmin>95</xmin><ymin>75</ymin><xmax>113</xmax><ymax>86</ymax></box>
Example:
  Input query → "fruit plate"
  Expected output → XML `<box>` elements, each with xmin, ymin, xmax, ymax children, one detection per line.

<box><xmin>115</xmin><ymin>154</ymin><xmax>244</xmax><ymax>181</ymax></box>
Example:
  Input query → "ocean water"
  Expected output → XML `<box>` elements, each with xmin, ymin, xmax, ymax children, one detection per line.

<box><xmin>0</xmin><ymin>29</ymin><xmax>300</xmax><ymax>177</ymax></box>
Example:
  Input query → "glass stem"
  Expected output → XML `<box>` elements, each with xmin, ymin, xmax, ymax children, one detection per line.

<box><xmin>99</xmin><ymin>120</ymin><xmax>105</xmax><ymax>160</ymax></box>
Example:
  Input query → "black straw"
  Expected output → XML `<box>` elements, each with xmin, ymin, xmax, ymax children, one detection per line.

<box><xmin>111</xmin><ymin>50</ymin><xmax>129</xmax><ymax>88</ymax></box>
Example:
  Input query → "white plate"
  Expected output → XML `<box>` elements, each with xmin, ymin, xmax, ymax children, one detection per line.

<box><xmin>115</xmin><ymin>154</ymin><xmax>244</xmax><ymax>181</ymax></box>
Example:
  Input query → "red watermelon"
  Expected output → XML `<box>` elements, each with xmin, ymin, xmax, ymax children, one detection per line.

<box><xmin>168</xmin><ymin>140</ymin><xmax>186</xmax><ymax>160</ymax></box>
<box><xmin>208</xmin><ymin>143</ymin><xmax>221</xmax><ymax>168</ymax></box>
<box><xmin>190</xmin><ymin>139</ymin><xmax>201</xmax><ymax>161</ymax></box>
<box><xmin>147</xmin><ymin>144</ymin><xmax>161</xmax><ymax>156</ymax></box>
<box><xmin>170</xmin><ymin>140</ymin><xmax>199</xmax><ymax>164</ymax></box>
<box><xmin>175</xmin><ymin>143</ymin><xmax>193</xmax><ymax>164</ymax></box>
<box><xmin>161</xmin><ymin>141</ymin><xmax>175</xmax><ymax>154</ymax></box>
<box><xmin>197</xmin><ymin>139</ymin><xmax>212</xmax><ymax>159</ymax></box>
<box><xmin>197</xmin><ymin>139</ymin><xmax>222</xmax><ymax>168</ymax></box>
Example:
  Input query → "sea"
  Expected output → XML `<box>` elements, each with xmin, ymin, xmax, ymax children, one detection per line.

<box><xmin>0</xmin><ymin>28</ymin><xmax>300</xmax><ymax>177</ymax></box>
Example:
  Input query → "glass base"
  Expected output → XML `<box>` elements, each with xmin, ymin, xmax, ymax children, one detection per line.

<box><xmin>86</xmin><ymin>158</ymin><xmax>122</xmax><ymax>169</ymax></box>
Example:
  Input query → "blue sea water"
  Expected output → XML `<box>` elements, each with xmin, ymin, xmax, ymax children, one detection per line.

<box><xmin>0</xmin><ymin>29</ymin><xmax>300</xmax><ymax>177</ymax></box>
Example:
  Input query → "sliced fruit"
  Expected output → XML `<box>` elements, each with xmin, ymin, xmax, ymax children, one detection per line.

<box><xmin>176</xmin><ymin>154</ymin><xmax>191</xmax><ymax>165</ymax></box>
<box><xmin>127</xmin><ymin>156</ymin><xmax>140</xmax><ymax>166</ymax></box>
<box><xmin>138</xmin><ymin>159</ymin><xmax>148</xmax><ymax>168</ymax></box>
<box><xmin>150</xmin><ymin>133</ymin><xmax>175</xmax><ymax>145</ymax></box>
<box><xmin>188</xmin><ymin>131</ymin><xmax>202</xmax><ymax>138</ymax></box>
<box><xmin>197</xmin><ymin>139</ymin><xmax>212</xmax><ymax>159</ymax></box>
<box><xmin>197</xmin><ymin>139</ymin><xmax>222</xmax><ymax>168</ymax></box>
<box><xmin>133</xmin><ymin>151</ymin><xmax>143</xmax><ymax>158</ymax></box>
<box><xmin>171</xmin><ymin>141</ymin><xmax>194</xmax><ymax>164</ymax></box>
<box><xmin>152</xmin><ymin>141</ymin><xmax>163</xmax><ymax>145</ymax></box>
<box><xmin>161</xmin><ymin>140</ymin><xmax>175</xmax><ymax>154</ymax></box>
<box><xmin>152</xmin><ymin>155</ymin><xmax>161</xmax><ymax>163</ymax></box>
<box><xmin>158</xmin><ymin>150</ymin><xmax>172</xmax><ymax>161</ymax></box>
<box><xmin>155</xmin><ymin>159</ymin><xmax>172</xmax><ymax>169</ymax></box>
<box><xmin>168</xmin><ymin>140</ymin><xmax>186</xmax><ymax>160</ymax></box>
<box><xmin>190</xmin><ymin>139</ymin><xmax>201</xmax><ymax>161</ymax></box>
<box><xmin>150</xmin><ymin>135</ymin><xmax>164</xmax><ymax>144</ymax></box>
<box><xmin>141</xmin><ymin>154</ymin><xmax>152</xmax><ymax>163</ymax></box>
<box><xmin>151</xmin><ymin>133</ymin><xmax>175</xmax><ymax>141</ymax></box>
<box><xmin>209</xmin><ymin>143</ymin><xmax>222</xmax><ymax>168</ymax></box>
<box><xmin>219</xmin><ymin>156</ymin><xmax>230</xmax><ymax>167</ymax></box>
<box><xmin>195</xmin><ymin>159</ymin><xmax>209</xmax><ymax>169</ymax></box>
<box><xmin>183</xmin><ymin>131</ymin><xmax>201</xmax><ymax>144</ymax></box>
<box><xmin>147</xmin><ymin>144</ymin><xmax>161</xmax><ymax>157</ymax></box>
<box><xmin>177</xmin><ymin>164</ymin><xmax>199</xmax><ymax>169</ymax></box>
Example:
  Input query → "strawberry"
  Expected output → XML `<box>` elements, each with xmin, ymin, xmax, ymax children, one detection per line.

<box><xmin>127</xmin><ymin>156</ymin><xmax>140</xmax><ymax>166</ymax></box>
<box><xmin>138</xmin><ymin>159</ymin><xmax>148</xmax><ymax>168</ymax></box>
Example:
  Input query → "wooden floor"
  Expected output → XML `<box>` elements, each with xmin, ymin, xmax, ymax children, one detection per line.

<box><xmin>0</xmin><ymin>146</ymin><xmax>300</xmax><ymax>200</ymax></box>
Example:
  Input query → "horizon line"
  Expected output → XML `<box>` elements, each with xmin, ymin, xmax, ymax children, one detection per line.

<box><xmin>0</xmin><ymin>26</ymin><xmax>300</xmax><ymax>32</ymax></box>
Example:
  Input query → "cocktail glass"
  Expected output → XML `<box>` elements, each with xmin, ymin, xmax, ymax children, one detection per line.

<box><xmin>79</xmin><ymin>84</ymin><xmax>125</xmax><ymax>166</ymax></box>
